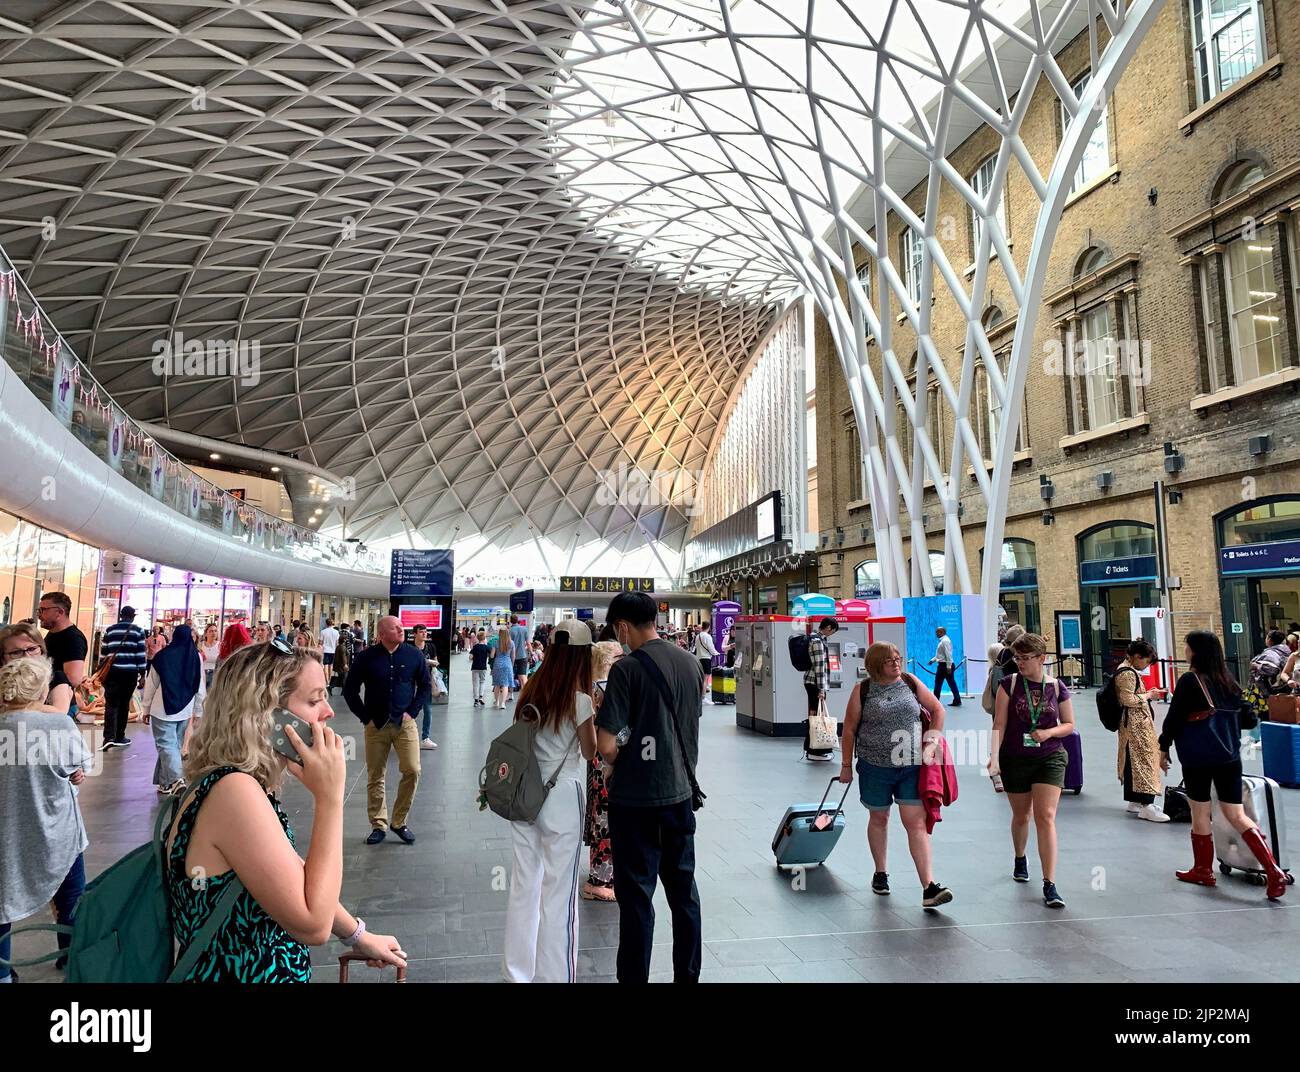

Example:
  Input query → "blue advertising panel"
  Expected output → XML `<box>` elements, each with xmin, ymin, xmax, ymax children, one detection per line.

<box><xmin>902</xmin><ymin>594</ymin><xmax>966</xmax><ymax>693</ymax></box>
<box><xmin>390</xmin><ymin>549</ymin><xmax>454</xmax><ymax>597</ymax></box>
<box><xmin>576</xmin><ymin>608</ymin><xmax>594</xmax><ymax>620</ymax></box>
<box><xmin>509</xmin><ymin>589</ymin><xmax>534</xmax><ymax>614</ymax></box>
<box><xmin>1079</xmin><ymin>555</ymin><xmax>1157</xmax><ymax>586</ymax></box>
<box><xmin>1220</xmin><ymin>539</ymin><xmax>1300</xmax><ymax>576</ymax></box>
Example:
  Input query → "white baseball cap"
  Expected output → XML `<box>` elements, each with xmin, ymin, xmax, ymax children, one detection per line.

<box><xmin>551</xmin><ymin>618</ymin><xmax>592</xmax><ymax>647</ymax></box>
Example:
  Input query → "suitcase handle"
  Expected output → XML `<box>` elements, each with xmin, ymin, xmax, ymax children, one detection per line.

<box><xmin>815</xmin><ymin>776</ymin><xmax>852</xmax><ymax>819</ymax></box>
<box><xmin>339</xmin><ymin>953</ymin><xmax>407</xmax><ymax>983</ymax></box>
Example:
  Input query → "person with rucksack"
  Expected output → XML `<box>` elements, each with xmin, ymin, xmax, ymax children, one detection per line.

<box><xmin>0</xmin><ymin>657</ymin><xmax>90</xmax><ymax>982</ymax></box>
<box><xmin>167</xmin><ymin>641</ymin><xmax>407</xmax><ymax>981</ymax></box>
<box><xmin>1252</xmin><ymin>630</ymin><xmax>1293</xmax><ymax>697</ymax></box>
<box><xmin>987</xmin><ymin>632</ymin><xmax>1075</xmax><ymax>908</ymax></box>
<box><xmin>595</xmin><ymin>591</ymin><xmax>705</xmax><ymax>983</ymax></box>
<box><xmin>798</xmin><ymin>617</ymin><xmax>839</xmax><ymax>761</ymax></box>
<box><xmin>1106</xmin><ymin>639</ymin><xmax>1170</xmax><ymax>822</ymax></box>
<box><xmin>1158</xmin><ymin>630</ymin><xmax>1286</xmax><ymax>900</ymax></box>
<box><xmin>837</xmin><ymin>642</ymin><xmax>953</xmax><ymax>908</ymax></box>
<box><xmin>500</xmin><ymin>619</ymin><xmax>597</xmax><ymax>982</ymax></box>
<box><xmin>981</xmin><ymin>624</ymin><xmax>1024</xmax><ymax>716</ymax></box>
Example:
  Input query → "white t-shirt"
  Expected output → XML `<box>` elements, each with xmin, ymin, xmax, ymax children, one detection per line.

<box><xmin>320</xmin><ymin>626</ymin><xmax>339</xmax><ymax>654</ymax></box>
<box><xmin>529</xmin><ymin>691</ymin><xmax>593</xmax><ymax>785</ymax></box>
<box><xmin>693</xmin><ymin>631</ymin><xmax>717</xmax><ymax>659</ymax></box>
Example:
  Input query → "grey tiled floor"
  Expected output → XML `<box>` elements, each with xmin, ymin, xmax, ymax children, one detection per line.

<box><xmin>13</xmin><ymin>659</ymin><xmax>1300</xmax><ymax>983</ymax></box>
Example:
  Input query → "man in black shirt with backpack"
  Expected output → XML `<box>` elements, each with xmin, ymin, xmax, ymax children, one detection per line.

<box><xmin>596</xmin><ymin>591</ymin><xmax>705</xmax><ymax>983</ymax></box>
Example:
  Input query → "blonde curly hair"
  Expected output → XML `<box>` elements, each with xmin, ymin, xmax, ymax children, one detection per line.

<box><xmin>0</xmin><ymin>655</ymin><xmax>53</xmax><ymax>709</ymax></box>
<box><xmin>185</xmin><ymin>642</ymin><xmax>322</xmax><ymax>791</ymax></box>
<box><xmin>592</xmin><ymin>640</ymin><xmax>623</xmax><ymax>682</ymax></box>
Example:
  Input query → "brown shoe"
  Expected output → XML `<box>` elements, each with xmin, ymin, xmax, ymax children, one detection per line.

<box><xmin>581</xmin><ymin>882</ymin><xmax>616</xmax><ymax>902</ymax></box>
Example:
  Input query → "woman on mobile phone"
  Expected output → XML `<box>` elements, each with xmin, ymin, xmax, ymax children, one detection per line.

<box><xmin>987</xmin><ymin>632</ymin><xmax>1074</xmax><ymax>909</ymax></box>
<box><xmin>167</xmin><ymin>642</ymin><xmax>406</xmax><ymax>982</ymax></box>
<box><xmin>502</xmin><ymin>619</ymin><xmax>597</xmax><ymax>982</ymax></box>
<box><xmin>1159</xmin><ymin>630</ymin><xmax>1286</xmax><ymax>900</ymax></box>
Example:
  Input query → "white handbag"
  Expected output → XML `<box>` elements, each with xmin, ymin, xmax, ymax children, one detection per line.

<box><xmin>808</xmin><ymin>698</ymin><xmax>838</xmax><ymax>751</ymax></box>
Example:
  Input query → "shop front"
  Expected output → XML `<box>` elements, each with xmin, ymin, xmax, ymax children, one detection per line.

<box><xmin>1218</xmin><ymin>496</ymin><xmax>1300</xmax><ymax>678</ymax></box>
<box><xmin>983</xmin><ymin>538</ymin><xmax>1040</xmax><ymax>636</ymax></box>
<box><xmin>1077</xmin><ymin>522</ymin><xmax>1158</xmax><ymax>684</ymax></box>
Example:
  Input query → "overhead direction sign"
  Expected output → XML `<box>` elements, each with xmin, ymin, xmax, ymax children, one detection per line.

<box><xmin>559</xmin><ymin>576</ymin><xmax>654</xmax><ymax>595</ymax></box>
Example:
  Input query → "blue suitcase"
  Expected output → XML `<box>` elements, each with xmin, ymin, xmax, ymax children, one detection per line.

<box><xmin>772</xmin><ymin>779</ymin><xmax>851</xmax><ymax>870</ymax></box>
<box><xmin>1061</xmin><ymin>728</ymin><xmax>1083</xmax><ymax>794</ymax></box>
<box><xmin>1261</xmin><ymin>721</ymin><xmax>1300</xmax><ymax>787</ymax></box>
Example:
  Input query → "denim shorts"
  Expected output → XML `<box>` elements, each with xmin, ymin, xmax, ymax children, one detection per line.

<box><xmin>856</xmin><ymin>759</ymin><xmax>922</xmax><ymax>811</ymax></box>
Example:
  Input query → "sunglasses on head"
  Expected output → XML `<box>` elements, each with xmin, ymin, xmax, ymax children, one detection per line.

<box><xmin>268</xmin><ymin>636</ymin><xmax>294</xmax><ymax>656</ymax></box>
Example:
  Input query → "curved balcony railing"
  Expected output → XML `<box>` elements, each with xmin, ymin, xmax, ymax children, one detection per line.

<box><xmin>0</xmin><ymin>245</ymin><xmax>386</xmax><ymax>577</ymax></box>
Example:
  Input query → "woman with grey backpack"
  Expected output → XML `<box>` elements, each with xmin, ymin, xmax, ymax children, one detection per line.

<box><xmin>500</xmin><ymin>619</ymin><xmax>597</xmax><ymax>982</ymax></box>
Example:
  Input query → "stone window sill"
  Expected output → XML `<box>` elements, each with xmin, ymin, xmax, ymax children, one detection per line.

<box><xmin>1191</xmin><ymin>366</ymin><xmax>1300</xmax><ymax>412</ymax></box>
<box><xmin>847</xmin><ymin>498</ymin><xmax>871</xmax><ymax>512</ymax></box>
<box><xmin>1180</xmin><ymin>56</ymin><xmax>1284</xmax><ymax>135</ymax></box>
<box><xmin>1063</xmin><ymin>165</ymin><xmax>1120</xmax><ymax>209</ymax></box>
<box><xmin>1059</xmin><ymin>413</ymin><xmax>1150</xmax><ymax>451</ymax></box>
<box><xmin>966</xmin><ymin>449</ymin><xmax>1032</xmax><ymax>477</ymax></box>
<box><xmin>964</xmin><ymin>244</ymin><xmax>1014</xmax><ymax>279</ymax></box>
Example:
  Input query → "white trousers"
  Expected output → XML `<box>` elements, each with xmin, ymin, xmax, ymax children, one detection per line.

<box><xmin>503</xmin><ymin>777</ymin><xmax>585</xmax><ymax>982</ymax></box>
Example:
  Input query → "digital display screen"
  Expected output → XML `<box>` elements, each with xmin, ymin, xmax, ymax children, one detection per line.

<box><xmin>756</xmin><ymin>495</ymin><xmax>777</xmax><ymax>543</ymax></box>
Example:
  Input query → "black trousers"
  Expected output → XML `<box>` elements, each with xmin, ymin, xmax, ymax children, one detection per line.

<box><xmin>933</xmin><ymin>662</ymin><xmax>962</xmax><ymax>704</ymax></box>
<box><xmin>608</xmin><ymin>799</ymin><xmax>703</xmax><ymax>983</ymax></box>
<box><xmin>103</xmin><ymin>672</ymin><xmax>137</xmax><ymax>743</ymax></box>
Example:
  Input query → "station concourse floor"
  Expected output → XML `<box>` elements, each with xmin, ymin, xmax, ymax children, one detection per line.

<box><xmin>15</xmin><ymin>657</ymin><xmax>1300</xmax><ymax>983</ymax></box>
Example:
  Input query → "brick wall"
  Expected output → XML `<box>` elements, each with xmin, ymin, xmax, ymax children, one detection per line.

<box><xmin>816</xmin><ymin>2</ymin><xmax>1300</xmax><ymax>639</ymax></box>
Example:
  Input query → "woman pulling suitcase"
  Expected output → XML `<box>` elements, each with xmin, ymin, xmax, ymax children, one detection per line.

<box><xmin>1158</xmin><ymin>630</ymin><xmax>1287</xmax><ymax>901</ymax></box>
<box><xmin>838</xmin><ymin>642</ymin><xmax>953</xmax><ymax>909</ymax></box>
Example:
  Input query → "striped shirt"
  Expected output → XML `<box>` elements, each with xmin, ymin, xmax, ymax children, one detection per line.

<box><xmin>101</xmin><ymin>621</ymin><xmax>148</xmax><ymax>674</ymax></box>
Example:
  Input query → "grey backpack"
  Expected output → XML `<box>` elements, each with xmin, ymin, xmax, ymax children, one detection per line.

<box><xmin>478</xmin><ymin>703</ymin><xmax>575</xmax><ymax>823</ymax></box>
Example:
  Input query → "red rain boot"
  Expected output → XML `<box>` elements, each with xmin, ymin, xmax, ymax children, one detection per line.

<box><xmin>1240</xmin><ymin>827</ymin><xmax>1288</xmax><ymax>900</ymax></box>
<box><xmin>1175</xmin><ymin>833</ymin><xmax>1217</xmax><ymax>887</ymax></box>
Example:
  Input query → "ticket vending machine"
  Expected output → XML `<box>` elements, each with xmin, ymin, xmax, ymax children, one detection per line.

<box><xmin>736</xmin><ymin>615</ymin><xmax>907</xmax><ymax>736</ymax></box>
<box><xmin>733</xmin><ymin>620</ymin><xmax>758</xmax><ymax>731</ymax></box>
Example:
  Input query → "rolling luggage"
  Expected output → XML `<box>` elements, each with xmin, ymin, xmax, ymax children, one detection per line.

<box><xmin>711</xmin><ymin>666</ymin><xmax>736</xmax><ymax>705</ymax></box>
<box><xmin>773</xmin><ymin>778</ymin><xmax>851</xmax><ymax>871</ymax></box>
<box><xmin>339</xmin><ymin>953</ymin><xmax>407</xmax><ymax>982</ymax></box>
<box><xmin>1261</xmin><ymin>721</ymin><xmax>1300</xmax><ymax>786</ymax></box>
<box><xmin>1212</xmin><ymin>774</ymin><xmax>1294</xmax><ymax>887</ymax></box>
<box><xmin>1061</xmin><ymin>728</ymin><xmax>1083</xmax><ymax>795</ymax></box>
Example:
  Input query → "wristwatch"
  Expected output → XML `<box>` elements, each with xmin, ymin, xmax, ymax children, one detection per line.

<box><xmin>341</xmin><ymin>917</ymin><xmax>367</xmax><ymax>947</ymax></box>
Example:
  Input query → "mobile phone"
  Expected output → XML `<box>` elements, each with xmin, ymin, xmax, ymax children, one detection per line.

<box><xmin>270</xmin><ymin>708</ymin><xmax>314</xmax><ymax>765</ymax></box>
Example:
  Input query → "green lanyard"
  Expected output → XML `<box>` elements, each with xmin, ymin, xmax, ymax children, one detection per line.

<box><xmin>1023</xmin><ymin>677</ymin><xmax>1045</xmax><ymax>729</ymax></box>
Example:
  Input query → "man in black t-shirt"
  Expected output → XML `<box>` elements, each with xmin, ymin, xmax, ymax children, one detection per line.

<box><xmin>596</xmin><ymin>591</ymin><xmax>703</xmax><ymax>984</ymax></box>
<box><xmin>39</xmin><ymin>591</ymin><xmax>88</xmax><ymax>720</ymax></box>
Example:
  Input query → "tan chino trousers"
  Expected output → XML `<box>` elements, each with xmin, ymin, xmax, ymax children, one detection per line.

<box><xmin>365</xmin><ymin>717</ymin><xmax>421</xmax><ymax>830</ymax></box>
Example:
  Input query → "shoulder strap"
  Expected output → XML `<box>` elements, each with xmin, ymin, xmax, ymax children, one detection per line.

<box><xmin>166</xmin><ymin>877</ymin><xmax>245</xmax><ymax>983</ymax></box>
<box><xmin>162</xmin><ymin>768</ymin><xmax>247</xmax><ymax>982</ymax></box>
<box><xmin>629</xmin><ymin>648</ymin><xmax>704</xmax><ymax>805</ymax></box>
<box><xmin>900</xmin><ymin>672</ymin><xmax>919</xmax><ymax>696</ymax></box>
<box><xmin>521</xmin><ymin>702</ymin><xmax>577</xmax><ymax>789</ymax></box>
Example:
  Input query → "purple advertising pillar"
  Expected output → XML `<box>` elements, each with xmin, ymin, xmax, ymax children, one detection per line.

<box><xmin>711</xmin><ymin>600</ymin><xmax>741</xmax><ymax>668</ymax></box>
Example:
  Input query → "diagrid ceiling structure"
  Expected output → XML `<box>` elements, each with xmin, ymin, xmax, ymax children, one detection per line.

<box><xmin>0</xmin><ymin>0</ymin><xmax>1164</xmax><ymax>605</ymax></box>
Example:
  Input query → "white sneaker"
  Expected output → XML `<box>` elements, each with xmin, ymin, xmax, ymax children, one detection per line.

<box><xmin>421</xmin><ymin>738</ymin><xmax>437</xmax><ymax>750</ymax></box>
<box><xmin>1126</xmin><ymin>802</ymin><xmax>1141</xmax><ymax>813</ymax></box>
<box><xmin>1136</xmin><ymin>803</ymin><xmax>1171</xmax><ymax>823</ymax></box>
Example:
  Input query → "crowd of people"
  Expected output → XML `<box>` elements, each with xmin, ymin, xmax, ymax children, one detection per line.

<box><xmin>0</xmin><ymin>589</ymin><xmax>1292</xmax><ymax>985</ymax></box>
